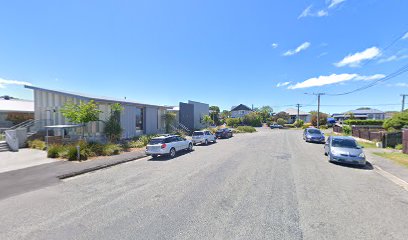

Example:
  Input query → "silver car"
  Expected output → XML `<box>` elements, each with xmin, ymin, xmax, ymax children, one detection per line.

<box><xmin>324</xmin><ymin>136</ymin><xmax>366</xmax><ymax>166</ymax></box>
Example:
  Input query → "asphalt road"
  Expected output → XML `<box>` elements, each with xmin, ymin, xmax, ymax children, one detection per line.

<box><xmin>1</xmin><ymin>128</ymin><xmax>408</xmax><ymax>240</ymax></box>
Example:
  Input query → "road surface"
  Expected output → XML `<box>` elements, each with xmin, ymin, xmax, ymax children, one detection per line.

<box><xmin>1</xmin><ymin>128</ymin><xmax>408</xmax><ymax>239</ymax></box>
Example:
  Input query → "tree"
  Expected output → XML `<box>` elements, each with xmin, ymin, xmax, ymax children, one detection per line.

<box><xmin>294</xmin><ymin>119</ymin><xmax>304</xmax><ymax>128</ymax></box>
<box><xmin>242</xmin><ymin>112</ymin><xmax>262</xmax><ymax>127</ymax></box>
<box><xmin>202</xmin><ymin>115</ymin><xmax>214</xmax><ymax>127</ymax></box>
<box><xmin>310</xmin><ymin>111</ymin><xmax>328</xmax><ymax>127</ymax></box>
<box><xmin>383</xmin><ymin>110</ymin><xmax>408</xmax><ymax>130</ymax></box>
<box><xmin>60</xmin><ymin>100</ymin><xmax>102</xmax><ymax>138</ymax></box>
<box><xmin>272</xmin><ymin>111</ymin><xmax>290</xmax><ymax>122</ymax></box>
<box><xmin>220</xmin><ymin>110</ymin><xmax>231</xmax><ymax>119</ymax></box>
<box><xmin>258</xmin><ymin>106</ymin><xmax>273</xmax><ymax>123</ymax></box>
<box><xmin>104</xmin><ymin>103</ymin><xmax>124</xmax><ymax>142</ymax></box>
<box><xmin>345</xmin><ymin>111</ymin><xmax>355</xmax><ymax>120</ymax></box>
<box><xmin>277</xmin><ymin>118</ymin><xmax>286</xmax><ymax>126</ymax></box>
<box><xmin>209</xmin><ymin>106</ymin><xmax>221</xmax><ymax>125</ymax></box>
<box><xmin>163</xmin><ymin>112</ymin><xmax>176</xmax><ymax>133</ymax></box>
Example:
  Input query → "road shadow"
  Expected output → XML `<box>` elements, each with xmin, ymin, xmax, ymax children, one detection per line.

<box><xmin>147</xmin><ymin>150</ymin><xmax>195</xmax><ymax>161</ymax></box>
<box><xmin>331</xmin><ymin>161</ymin><xmax>374</xmax><ymax>171</ymax></box>
<box><xmin>194</xmin><ymin>141</ymin><xmax>218</xmax><ymax>146</ymax></box>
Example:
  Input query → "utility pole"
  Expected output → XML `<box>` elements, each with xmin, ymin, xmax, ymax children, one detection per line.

<box><xmin>305</xmin><ymin>93</ymin><xmax>325</xmax><ymax>128</ymax></box>
<box><xmin>295</xmin><ymin>104</ymin><xmax>301</xmax><ymax>123</ymax></box>
<box><xmin>401</xmin><ymin>94</ymin><xmax>408</xmax><ymax>112</ymax></box>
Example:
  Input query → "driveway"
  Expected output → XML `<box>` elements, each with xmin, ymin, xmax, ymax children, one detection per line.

<box><xmin>0</xmin><ymin>148</ymin><xmax>58</xmax><ymax>173</ymax></box>
<box><xmin>1</xmin><ymin>128</ymin><xmax>408</xmax><ymax>239</ymax></box>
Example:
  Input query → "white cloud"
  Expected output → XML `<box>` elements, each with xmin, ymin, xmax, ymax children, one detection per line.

<box><xmin>0</xmin><ymin>78</ymin><xmax>32</xmax><ymax>88</ymax></box>
<box><xmin>388</xmin><ymin>83</ymin><xmax>408</xmax><ymax>88</ymax></box>
<box><xmin>283</xmin><ymin>42</ymin><xmax>311</xmax><ymax>56</ymax></box>
<box><xmin>328</xmin><ymin>0</ymin><xmax>346</xmax><ymax>9</ymax></box>
<box><xmin>287</xmin><ymin>73</ymin><xmax>385</xmax><ymax>89</ymax></box>
<box><xmin>298</xmin><ymin>5</ymin><xmax>328</xmax><ymax>19</ymax></box>
<box><xmin>378</xmin><ymin>54</ymin><xmax>408</xmax><ymax>63</ymax></box>
<box><xmin>298</xmin><ymin>5</ymin><xmax>313</xmax><ymax>19</ymax></box>
<box><xmin>402</xmin><ymin>32</ymin><xmax>408</xmax><ymax>40</ymax></box>
<box><xmin>334</xmin><ymin>47</ymin><xmax>381</xmax><ymax>67</ymax></box>
<box><xmin>271</xmin><ymin>43</ymin><xmax>278</xmax><ymax>48</ymax></box>
<box><xmin>317</xmin><ymin>10</ymin><xmax>328</xmax><ymax>17</ymax></box>
<box><xmin>276</xmin><ymin>82</ymin><xmax>291</xmax><ymax>87</ymax></box>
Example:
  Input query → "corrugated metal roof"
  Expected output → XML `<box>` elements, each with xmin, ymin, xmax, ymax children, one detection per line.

<box><xmin>284</xmin><ymin>108</ymin><xmax>310</xmax><ymax>116</ymax></box>
<box><xmin>25</xmin><ymin>85</ymin><xmax>167</xmax><ymax>108</ymax></box>
<box><xmin>0</xmin><ymin>99</ymin><xmax>34</xmax><ymax>112</ymax></box>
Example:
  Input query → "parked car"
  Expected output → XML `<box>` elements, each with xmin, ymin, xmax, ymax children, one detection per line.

<box><xmin>215</xmin><ymin>128</ymin><xmax>233</xmax><ymax>139</ymax></box>
<box><xmin>270</xmin><ymin>124</ymin><xmax>283</xmax><ymax>129</ymax></box>
<box><xmin>324</xmin><ymin>136</ymin><xmax>366</xmax><ymax>167</ymax></box>
<box><xmin>146</xmin><ymin>135</ymin><xmax>193</xmax><ymax>158</ymax></box>
<box><xmin>192</xmin><ymin>130</ymin><xmax>217</xmax><ymax>145</ymax></box>
<box><xmin>303</xmin><ymin>128</ymin><xmax>325</xmax><ymax>143</ymax></box>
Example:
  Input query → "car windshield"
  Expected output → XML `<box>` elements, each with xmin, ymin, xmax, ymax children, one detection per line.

<box><xmin>307</xmin><ymin>129</ymin><xmax>321</xmax><ymax>134</ymax></box>
<box><xmin>149</xmin><ymin>139</ymin><xmax>164</xmax><ymax>145</ymax></box>
<box><xmin>193</xmin><ymin>132</ymin><xmax>204</xmax><ymax>136</ymax></box>
<box><xmin>332</xmin><ymin>139</ymin><xmax>358</xmax><ymax>148</ymax></box>
<box><xmin>217</xmin><ymin>129</ymin><xmax>225</xmax><ymax>132</ymax></box>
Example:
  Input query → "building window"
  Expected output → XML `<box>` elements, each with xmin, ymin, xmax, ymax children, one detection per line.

<box><xmin>136</xmin><ymin>108</ymin><xmax>143</xmax><ymax>130</ymax></box>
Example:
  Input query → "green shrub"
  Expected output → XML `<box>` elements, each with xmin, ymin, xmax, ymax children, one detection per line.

<box><xmin>395</xmin><ymin>144</ymin><xmax>403</xmax><ymax>150</ymax></box>
<box><xmin>101</xmin><ymin>143</ymin><xmax>121</xmax><ymax>156</ymax></box>
<box><xmin>28</xmin><ymin>139</ymin><xmax>46</xmax><ymax>150</ymax></box>
<box><xmin>236</xmin><ymin>126</ymin><xmax>256</xmax><ymax>133</ymax></box>
<box><xmin>294</xmin><ymin>119</ymin><xmax>304</xmax><ymax>128</ymax></box>
<box><xmin>276</xmin><ymin>118</ymin><xmax>286</xmax><ymax>126</ymax></box>
<box><xmin>47</xmin><ymin>144</ymin><xmax>65</xmax><ymax>158</ymax></box>
<box><xmin>285</xmin><ymin>124</ymin><xmax>295</xmax><ymax>128</ymax></box>
<box><xmin>128</xmin><ymin>140</ymin><xmax>146</xmax><ymax>148</ymax></box>
<box><xmin>242</xmin><ymin>113</ymin><xmax>262</xmax><ymax>127</ymax></box>
<box><xmin>66</xmin><ymin>145</ymin><xmax>88</xmax><ymax>161</ymax></box>
<box><xmin>319</xmin><ymin>125</ymin><xmax>328</xmax><ymax>130</ymax></box>
<box><xmin>226</xmin><ymin>118</ymin><xmax>241</xmax><ymax>128</ymax></box>
<box><xmin>343</xmin><ymin>125</ymin><xmax>352</xmax><ymax>135</ymax></box>
<box><xmin>344</xmin><ymin>119</ymin><xmax>384</xmax><ymax>126</ymax></box>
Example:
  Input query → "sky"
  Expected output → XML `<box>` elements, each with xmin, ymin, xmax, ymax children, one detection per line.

<box><xmin>1</xmin><ymin>0</ymin><xmax>408</xmax><ymax>114</ymax></box>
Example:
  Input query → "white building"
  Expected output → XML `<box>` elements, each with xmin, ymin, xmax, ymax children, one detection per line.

<box><xmin>231</xmin><ymin>104</ymin><xmax>253</xmax><ymax>118</ymax></box>
<box><xmin>284</xmin><ymin>108</ymin><xmax>311</xmax><ymax>124</ymax></box>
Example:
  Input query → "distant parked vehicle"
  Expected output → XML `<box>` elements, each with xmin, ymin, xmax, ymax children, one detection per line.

<box><xmin>192</xmin><ymin>130</ymin><xmax>217</xmax><ymax>145</ymax></box>
<box><xmin>146</xmin><ymin>135</ymin><xmax>193</xmax><ymax>158</ymax></box>
<box><xmin>215</xmin><ymin>128</ymin><xmax>233</xmax><ymax>139</ymax></box>
<box><xmin>270</xmin><ymin>124</ymin><xmax>283</xmax><ymax>129</ymax></box>
<box><xmin>303</xmin><ymin>128</ymin><xmax>325</xmax><ymax>143</ymax></box>
<box><xmin>324</xmin><ymin>136</ymin><xmax>366</xmax><ymax>167</ymax></box>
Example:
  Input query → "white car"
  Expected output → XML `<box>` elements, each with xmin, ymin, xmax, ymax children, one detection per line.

<box><xmin>146</xmin><ymin>135</ymin><xmax>193</xmax><ymax>158</ymax></box>
<box><xmin>192</xmin><ymin>130</ymin><xmax>217</xmax><ymax>145</ymax></box>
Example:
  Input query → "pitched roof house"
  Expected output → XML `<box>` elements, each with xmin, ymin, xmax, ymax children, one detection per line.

<box><xmin>284</xmin><ymin>108</ymin><xmax>311</xmax><ymax>124</ymax></box>
<box><xmin>332</xmin><ymin>108</ymin><xmax>385</xmax><ymax>121</ymax></box>
<box><xmin>230</xmin><ymin>104</ymin><xmax>253</xmax><ymax>118</ymax></box>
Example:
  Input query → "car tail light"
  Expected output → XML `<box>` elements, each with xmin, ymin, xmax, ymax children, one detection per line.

<box><xmin>161</xmin><ymin>143</ymin><xmax>167</xmax><ymax>149</ymax></box>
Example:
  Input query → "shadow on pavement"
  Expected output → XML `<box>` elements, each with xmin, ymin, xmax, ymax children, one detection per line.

<box><xmin>331</xmin><ymin>161</ymin><xmax>374</xmax><ymax>171</ymax></box>
<box><xmin>147</xmin><ymin>150</ymin><xmax>195</xmax><ymax>161</ymax></box>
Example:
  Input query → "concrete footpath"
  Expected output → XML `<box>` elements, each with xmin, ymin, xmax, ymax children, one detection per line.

<box><xmin>0</xmin><ymin>150</ymin><xmax>147</xmax><ymax>200</ymax></box>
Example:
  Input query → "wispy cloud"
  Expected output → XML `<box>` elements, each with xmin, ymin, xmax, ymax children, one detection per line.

<box><xmin>317</xmin><ymin>52</ymin><xmax>328</xmax><ymax>58</ymax></box>
<box><xmin>298</xmin><ymin>5</ymin><xmax>313</xmax><ymax>19</ymax></box>
<box><xmin>334</xmin><ymin>47</ymin><xmax>381</xmax><ymax>67</ymax></box>
<box><xmin>276</xmin><ymin>82</ymin><xmax>291</xmax><ymax>87</ymax></box>
<box><xmin>328</xmin><ymin>0</ymin><xmax>346</xmax><ymax>9</ymax></box>
<box><xmin>298</xmin><ymin>5</ymin><xmax>328</xmax><ymax>19</ymax></box>
<box><xmin>402</xmin><ymin>32</ymin><xmax>408</xmax><ymax>40</ymax></box>
<box><xmin>287</xmin><ymin>73</ymin><xmax>385</xmax><ymax>89</ymax></box>
<box><xmin>387</xmin><ymin>82</ymin><xmax>408</xmax><ymax>88</ymax></box>
<box><xmin>0</xmin><ymin>78</ymin><xmax>32</xmax><ymax>89</ymax></box>
<box><xmin>378</xmin><ymin>54</ymin><xmax>408</xmax><ymax>63</ymax></box>
<box><xmin>271</xmin><ymin>43</ymin><xmax>278</xmax><ymax>48</ymax></box>
<box><xmin>317</xmin><ymin>10</ymin><xmax>328</xmax><ymax>17</ymax></box>
<box><xmin>283</xmin><ymin>42</ymin><xmax>311</xmax><ymax>56</ymax></box>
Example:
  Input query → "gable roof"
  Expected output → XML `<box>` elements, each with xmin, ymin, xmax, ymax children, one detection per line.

<box><xmin>284</xmin><ymin>108</ymin><xmax>310</xmax><ymax>116</ymax></box>
<box><xmin>347</xmin><ymin>109</ymin><xmax>384</xmax><ymax>114</ymax></box>
<box><xmin>231</xmin><ymin>104</ymin><xmax>252</xmax><ymax>111</ymax></box>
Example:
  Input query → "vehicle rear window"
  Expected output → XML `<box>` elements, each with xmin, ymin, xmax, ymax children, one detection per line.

<box><xmin>149</xmin><ymin>139</ymin><xmax>164</xmax><ymax>145</ymax></box>
<box><xmin>193</xmin><ymin>132</ymin><xmax>204</xmax><ymax>136</ymax></box>
<box><xmin>332</xmin><ymin>139</ymin><xmax>358</xmax><ymax>148</ymax></box>
<box><xmin>307</xmin><ymin>129</ymin><xmax>321</xmax><ymax>134</ymax></box>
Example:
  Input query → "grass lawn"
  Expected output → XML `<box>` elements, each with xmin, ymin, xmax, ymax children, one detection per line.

<box><xmin>357</xmin><ymin>141</ymin><xmax>377</xmax><ymax>148</ymax></box>
<box><xmin>373</xmin><ymin>152</ymin><xmax>408</xmax><ymax>168</ymax></box>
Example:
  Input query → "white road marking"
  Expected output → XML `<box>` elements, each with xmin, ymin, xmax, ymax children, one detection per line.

<box><xmin>374</xmin><ymin>165</ymin><xmax>408</xmax><ymax>192</ymax></box>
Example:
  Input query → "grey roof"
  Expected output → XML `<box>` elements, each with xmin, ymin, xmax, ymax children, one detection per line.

<box><xmin>25</xmin><ymin>85</ymin><xmax>166</xmax><ymax>109</ymax></box>
<box><xmin>0</xmin><ymin>98</ymin><xmax>34</xmax><ymax>112</ymax></box>
<box><xmin>284</xmin><ymin>108</ymin><xmax>310</xmax><ymax>116</ymax></box>
<box><xmin>347</xmin><ymin>109</ymin><xmax>384</xmax><ymax>114</ymax></box>
<box><xmin>231</xmin><ymin>104</ymin><xmax>252</xmax><ymax>111</ymax></box>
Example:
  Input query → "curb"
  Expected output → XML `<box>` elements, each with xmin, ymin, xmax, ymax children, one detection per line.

<box><xmin>58</xmin><ymin>154</ymin><xmax>147</xmax><ymax>180</ymax></box>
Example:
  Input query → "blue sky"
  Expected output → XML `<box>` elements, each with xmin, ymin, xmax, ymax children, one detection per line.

<box><xmin>1</xmin><ymin>0</ymin><xmax>408</xmax><ymax>114</ymax></box>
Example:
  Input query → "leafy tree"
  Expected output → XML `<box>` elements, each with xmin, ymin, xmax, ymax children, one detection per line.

<box><xmin>202</xmin><ymin>115</ymin><xmax>214</xmax><ymax>127</ymax></box>
<box><xmin>310</xmin><ymin>111</ymin><xmax>328</xmax><ymax>126</ymax></box>
<box><xmin>383</xmin><ymin>110</ymin><xmax>408</xmax><ymax>130</ymax></box>
<box><xmin>243</xmin><ymin>112</ymin><xmax>262</xmax><ymax>127</ymax></box>
<box><xmin>294</xmin><ymin>119</ymin><xmax>304</xmax><ymax>128</ymax></box>
<box><xmin>104</xmin><ymin>103</ymin><xmax>124</xmax><ymax>142</ymax></box>
<box><xmin>209</xmin><ymin>106</ymin><xmax>221</xmax><ymax>125</ymax></box>
<box><xmin>61</xmin><ymin>100</ymin><xmax>102</xmax><ymax>138</ymax></box>
<box><xmin>220</xmin><ymin>110</ymin><xmax>231</xmax><ymax>119</ymax></box>
<box><xmin>273</xmin><ymin>111</ymin><xmax>290</xmax><ymax>121</ymax></box>
<box><xmin>345</xmin><ymin>111</ymin><xmax>355</xmax><ymax>119</ymax></box>
<box><xmin>277</xmin><ymin>118</ymin><xmax>286</xmax><ymax>126</ymax></box>
<box><xmin>226</xmin><ymin>118</ymin><xmax>241</xmax><ymax>128</ymax></box>
<box><xmin>163</xmin><ymin>112</ymin><xmax>176</xmax><ymax>133</ymax></box>
<box><xmin>258</xmin><ymin>106</ymin><xmax>273</xmax><ymax>122</ymax></box>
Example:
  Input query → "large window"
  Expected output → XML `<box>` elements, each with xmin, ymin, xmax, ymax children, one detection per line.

<box><xmin>136</xmin><ymin>108</ymin><xmax>144</xmax><ymax>130</ymax></box>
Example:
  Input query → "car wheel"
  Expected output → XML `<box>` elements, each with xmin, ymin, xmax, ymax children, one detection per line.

<box><xmin>193</xmin><ymin>143</ymin><xmax>197</xmax><ymax>146</ymax></box>
<box><xmin>188</xmin><ymin>143</ymin><xmax>193</xmax><ymax>151</ymax></box>
<box><xmin>169</xmin><ymin>148</ymin><xmax>176</xmax><ymax>158</ymax></box>
<box><xmin>213</xmin><ymin>138</ymin><xmax>217</xmax><ymax>143</ymax></box>
<box><xmin>324</xmin><ymin>151</ymin><xmax>328</xmax><ymax>156</ymax></box>
<box><xmin>205</xmin><ymin>140</ymin><xmax>208</xmax><ymax>145</ymax></box>
<box><xmin>152</xmin><ymin>155</ymin><xmax>158</xmax><ymax>158</ymax></box>
<box><xmin>328</xmin><ymin>154</ymin><xmax>333</xmax><ymax>163</ymax></box>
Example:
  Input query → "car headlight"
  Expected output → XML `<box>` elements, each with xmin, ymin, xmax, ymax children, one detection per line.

<box><xmin>359</xmin><ymin>152</ymin><xmax>365</xmax><ymax>158</ymax></box>
<box><xmin>331</xmin><ymin>150</ymin><xmax>339</xmax><ymax>155</ymax></box>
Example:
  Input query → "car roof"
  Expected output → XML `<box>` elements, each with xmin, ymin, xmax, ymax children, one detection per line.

<box><xmin>152</xmin><ymin>135</ymin><xmax>179</xmax><ymax>139</ymax></box>
<box><xmin>331</xmin><ymin>136</ymin><xmax>355</xmax><ymax>140</ymax></box>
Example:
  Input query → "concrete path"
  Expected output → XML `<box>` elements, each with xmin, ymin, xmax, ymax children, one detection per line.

<box><xmin>0</xmin><ymin>148</ymin><xmax>57</xmax><ymax>173</ymax></box>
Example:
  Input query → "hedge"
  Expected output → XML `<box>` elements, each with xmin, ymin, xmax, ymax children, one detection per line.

<box><xmin>344</xmin><ymin>120</ymin><xmax>384</xmax><ymax>126</ymax></box>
